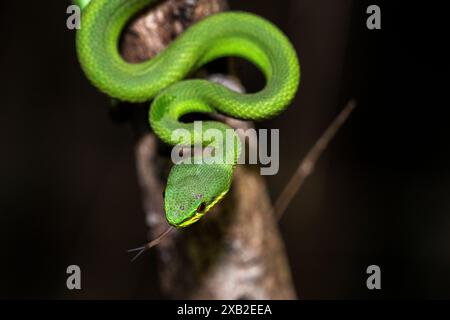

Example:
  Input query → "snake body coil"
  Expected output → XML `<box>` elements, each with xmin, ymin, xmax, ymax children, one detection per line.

<box><xmin>76</xmin><ymin>0</ymin><xmax>300</xmax><ymax>227</ymax></box>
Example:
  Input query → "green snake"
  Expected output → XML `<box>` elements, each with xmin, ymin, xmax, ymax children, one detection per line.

<box><xmin>75</xmin><ymin>0</ymin><xmax>300</xmax><ymax>228</ymax></box>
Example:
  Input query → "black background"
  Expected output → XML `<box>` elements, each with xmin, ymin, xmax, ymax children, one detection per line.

<box><xmin>1</xmin><ymin>0</ymin><xmax>449</xmax><ymax>299</ymax></box>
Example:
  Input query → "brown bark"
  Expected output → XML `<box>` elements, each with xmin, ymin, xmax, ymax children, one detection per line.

<box><xmin>122</xmin><ymin>0</ymin><xmax>296</xmax><ymax>299</ymax></box>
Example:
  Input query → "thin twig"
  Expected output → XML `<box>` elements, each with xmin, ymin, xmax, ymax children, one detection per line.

<box><xmin>274</xmin><ymin>99</ymin><xmax>357</xmax><ymax>220</ymax></box>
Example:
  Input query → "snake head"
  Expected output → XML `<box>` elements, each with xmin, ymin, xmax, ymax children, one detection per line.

<box><xmin>164</xmin><ymin>162</ymin><xmax>232</xmax><ymax>227</ymax></box>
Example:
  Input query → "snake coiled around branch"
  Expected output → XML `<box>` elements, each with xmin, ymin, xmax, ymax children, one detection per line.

<box><xmin>76</xmin><ymin>0</ymin><xmax>300</xmax><ymax>227</ymax></box>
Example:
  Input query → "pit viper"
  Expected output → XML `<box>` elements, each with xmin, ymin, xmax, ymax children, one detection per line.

<box><xmin>75</xmin><ymin>0</ymin><xmax>300</xmax><ymax>228</ymax></box>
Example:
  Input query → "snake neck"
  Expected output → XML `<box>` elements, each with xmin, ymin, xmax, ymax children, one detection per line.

<box><xmin>149</xmin><ymin>80</ymin><xmax>242</xmax><ymax>168</ymax></box>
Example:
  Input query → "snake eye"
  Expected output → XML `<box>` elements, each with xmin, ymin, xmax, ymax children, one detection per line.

<box><xmin>196</xmin><ymin>202</ymin><xmax>206</xmax><ymax>213</ymax></box>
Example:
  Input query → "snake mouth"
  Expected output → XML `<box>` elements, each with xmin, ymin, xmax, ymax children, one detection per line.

<box><xmin>176</xmin><ymin>212</ymin><xmax>205</xmax><ymax>228</ymax></box>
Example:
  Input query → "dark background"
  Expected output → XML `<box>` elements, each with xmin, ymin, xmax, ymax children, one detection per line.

<box><xmin>1</xmin><ymin>0</ymin><xmax>449</xmax><ymax>299</ymax></box>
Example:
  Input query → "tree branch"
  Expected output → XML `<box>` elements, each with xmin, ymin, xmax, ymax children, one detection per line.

<box><xmin>274</xmin><ymin>99</ymin><xmax>357</xmax><ymax>219</ymax></box>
